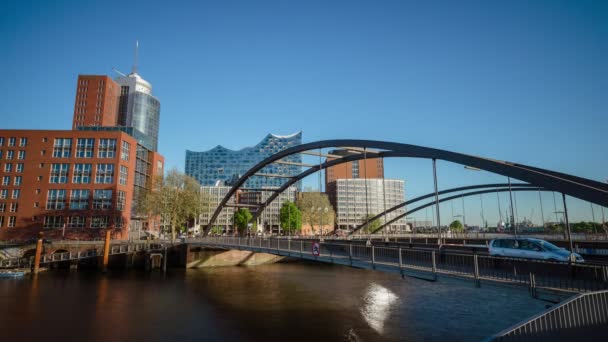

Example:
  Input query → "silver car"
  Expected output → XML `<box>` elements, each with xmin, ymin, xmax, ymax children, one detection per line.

<box><xmin>489</xmin><ymin>237</ymin><xmax>584</xmax><ymax>263</ymax></box>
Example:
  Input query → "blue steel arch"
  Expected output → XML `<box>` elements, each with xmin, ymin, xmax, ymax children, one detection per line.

<box><xmin>204</xmin><ymin>139</ymin><xmax>608</xmax><ymax>235</ymax></box>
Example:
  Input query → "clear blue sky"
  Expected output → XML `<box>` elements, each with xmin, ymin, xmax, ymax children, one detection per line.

<box><xmin>1</xmin><ymin>0</ymin><xmax>606</xmax><ymax>225</ymax></box>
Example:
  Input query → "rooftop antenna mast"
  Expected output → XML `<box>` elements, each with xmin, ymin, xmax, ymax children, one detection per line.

<box><xmin>132</xmin><ymin>40</ymin><xmax>139</xmax><ymax>74</ymax></box>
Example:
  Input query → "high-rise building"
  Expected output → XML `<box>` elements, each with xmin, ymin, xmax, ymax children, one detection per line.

<box><xmin>72</xmin><ymin>75</ymin><xmax>121</xmax><ymax>129</ymax></box>
<box><xmin>325</xmin><ymin>149</ymin><xmax>384</xmax><ymax>186</ymax></box>
<box><xmin>0</xmin><ymin>45</ymin><xmax>164</xmax><ymax>241</ymax></box>
<box><xmin>185</xmin><ymin>132</ymin><xmax>302</xmax><ymax>189</ymax></box>
<box><xmin>114</xmin><ymin>44</ymin><xmax>161</xmax><ymax>152</ymax></box>
<box><xmin>332</xmin><ymin>178</ymin><xmax>407</xmax><ymax>233</ymax></box>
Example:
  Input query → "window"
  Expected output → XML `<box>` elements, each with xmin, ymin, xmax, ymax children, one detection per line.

<box><xmin>8</xmin><ymin>216</ymin><xmax>16</xmax><ymax>228</ymax></box>
<box><xmin>95</xmin><ymin>164</ymin><xmax>114</xmax><ymax>184</ymax></box>
<box><xmin>16</xmin><ymin>163</ymin><xmax>23</xmax><ymax>173</ymax></box>
<box><xmin>6</xmin><ymin>150</ymin><xmax>14</xmax><ymax>160</ymax></box>
<box><xmin>98</xmin><ymin>139</ymin><xmax>117</xmax><ymax>158</ymax></box>
<box><xmin>93</xmin><ymin>189</ymin><xmax>112</xmax><ymax>209</ymax></box>
<box><xmin>4</xmin><ymin>163</ymin><xmax>11</xmax><ymax>172</ymax></box>
<box><xmin>13</xmin><ymin>176</ymin><xmax>21</xmax><ymax>186</ymax></box>
<box><xmin>69</xmin><ymin>189</ymin><xmax>89</xmax><ymax>210</ymax></box>
<box><xmin>46</xmin><ymin>189</ymin><xmax>66</xmax><ymax>210</ymax></box>
<box><xmin>0</xmin><ymin>189</ymin><xmax>7</xmax><ymax>199</ymax></box>
<box><xmin>44</xmin><ymin>216</ymin><xmax>63</xmax><ymax>229</ymax></box>
<box><xmin>17</xmin><ymin>151</ymin><xmax>25</xmax><ymax>160</ymax></box>
<box><xmin>0</xmin><ymin>203</ymin><xmax>5</xmax><ymax>212</ymax></box>
<box><xmin>0</xmin><ymin>137</ymin><xmax>4</xmax><ymax>146</ymax></box>
<box><xmin>50</xmin><ymin>164</ymin><xmax>69</xmax><ymax>183</ymax></box>
<box><xmin>1</xmin><ymin>176</ymin><xmax>8</xmax><ymax>186</ymax></box>
<box><xmin>19</xmin><ymin>137</ymin><xmax>27</xmax><ymax>147</ymax></box>
<box><xmin>0</xmin><ymin>216</ymin><xmax>3</xmax><ymax>227</ymax></box>
<box><xmin>117</xmin><ymin>190</ymin><xmax>126</xmax><ymax>211</ymax></box>
<box><xmin>91</xmin><ymin>216</ymin><xmax>109</xmax><ymax>228</ymax></box>
<box><xmin>53</xmin><ymin>138</ymin><xmax>72</xmax><ymax>158</ymax></box>
<box><xmin>115</xmin><ymin>215</ymin><xmax>124</xmax><ymax>228</ymax></box>
<box><xmin>9</xmin><ymin>203</ymin><xmax>17</xmax><ymax>213</ymax></box>
<box><xmin>72</xmin><ymin>164</ymin><xmax>92</xmax><ymax>184</ymax></box>
<box><xmin>76</xmin><ymin>138</ymin><xmax>94</xmax><ymax>158</ymax></box>
<box><xmin>119</xmin><ymin>165</ymin><xmax>128</xmax><ymax>185</ymax></box>
<box><xmin>68</xmin><ymin>216</ymin><xmax>86</xmax><ymax>228</ymax></box>
<box><xmin>8</xmin><ymin>137</ymin><xmax>16</xmax><ymax>147</ymax></box>
<box><xmin>121</xmin><ymin>141</ymin><xmax>130</xmax><ymax>161</ymax></box>
<box><xmin>0</xmin><ymin>150</ymin><xmax>2</xmax><ymax>159</ymax></box>
<box><xmin>11</xmin><ymin>189</ymin><xmax>20</xmax><ymax>199</ymax></box>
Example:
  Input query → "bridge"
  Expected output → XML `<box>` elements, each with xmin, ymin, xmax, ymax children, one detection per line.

<box><xmin>190</xmin><ymin>237</ymin><xmax>608</xmax><ymax>294</ymax></box>
<box><xmin>204</xmin><ymin>139</ymin><xmax>608</xmax><ymax>259</ymax></box>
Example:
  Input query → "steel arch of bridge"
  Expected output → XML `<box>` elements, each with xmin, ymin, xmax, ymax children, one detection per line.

<box><xmin>350</xmin><ymin>183</ymin><xmax>538</xmax><ymax>235</ymax></box>
<box><xmin>372</xmin><ymin>187</ymin><xmax>543</xmax><ymax>234</ymax></box>
<box><xmin>204</xmin><ymin>139</ymin><xmax>608</xmax><ymax>235</ymax></box>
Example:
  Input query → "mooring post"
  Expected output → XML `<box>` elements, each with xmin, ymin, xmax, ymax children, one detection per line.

<box><xmin>162</xmin><ymin>246</ymin><xmax>167</xmax><ymax>273</ymax></box>
<box><xmin>102</xmin><ymin>229</ymin><xmax>111</xmax><ymax>272</ymax></box>
<box><xmin>33</xmin><ymin>232</ymin><xmax>44</xmax><ymax>274</ymax></box>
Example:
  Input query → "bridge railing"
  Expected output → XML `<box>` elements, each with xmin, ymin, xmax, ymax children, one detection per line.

<box><xmin>486</xmin><ymin>290</ymin><xmax>608</xmax><ymax>341</ymax></box>
<box><xmin>192</xmin><ymin>237</ymin><xmax>608</xmax><ymax>293</ymax></box>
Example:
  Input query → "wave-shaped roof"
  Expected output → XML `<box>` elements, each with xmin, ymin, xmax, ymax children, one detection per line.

<box><xmin>186</xmin><ymin>131</ymin><xmax>302</xmax><ymax>154</ymax></box>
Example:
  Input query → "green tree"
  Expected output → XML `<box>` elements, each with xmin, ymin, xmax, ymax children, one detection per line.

<box><xmin>363</xmin><ymin>214</ymin><xmax>382</xmax><ymax>234</ymax></box>
<box><xmin>139</xmin><ymin>168</ymin><xmax>205</xmax><ymax>241</ymax></box>
<box><xmin>234</xmin><ymin>208</ymin><xmax>253</xmax><ymax>236</ymax></box>
<box><xmin>210</xmin><ymin>226</ymin><xmax>223</xmax><ymax>236</ymax></box>
<box><xmin>449</xmin><ymin>220</ymin><xmax>464</xmax><ymax>233</ymax></box>
<box><xmin>296</xmin><ymin>192</ymin><xmax>335</xmax><ymax>231</ymax></box>
<box><xmin>279</xmin><ymin>201</ymin><xmax>302</xmax><ymax>234</ymax></box>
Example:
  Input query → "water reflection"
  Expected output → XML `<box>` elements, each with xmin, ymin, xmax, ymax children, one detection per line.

<box><xmin>361</xmin><ymin>283</ymin><xmax>399</xmax><ymax>334</ymax></box>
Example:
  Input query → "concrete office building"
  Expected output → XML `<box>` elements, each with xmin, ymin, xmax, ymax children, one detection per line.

<box><xmin>333</xmin><ymin>178</ymin><xmax>407</xmax><ymax>233</ymax></box>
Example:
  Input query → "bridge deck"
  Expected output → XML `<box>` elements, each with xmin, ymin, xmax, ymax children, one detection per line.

<box><xmin>189</xmin><ymin>237</ymin><xmax>608</xmax><ymax>293</ymax></box>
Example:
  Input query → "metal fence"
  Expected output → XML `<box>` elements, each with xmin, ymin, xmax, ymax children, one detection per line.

<box><xmin>0</xmin><ymin>242</ymin><xmax>159</xmax><ymax>269</ymax></box>
<box><xmin>191</xmin><ymin>237</ymin><xmax>608</xmax><ymax>293</ymax></box>
<box><xmin>487</xmin><ymin>290</ymin><xmax>608</xmax><ymax>341</ymax></box>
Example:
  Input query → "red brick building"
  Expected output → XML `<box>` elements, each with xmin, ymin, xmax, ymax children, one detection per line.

<box><xmin>0</xmin><ymin>73</ymin><xmax>164</xmax><ymax>241</ymax></box>
<box><xmin>72</xmin><ymin>75</ymin><xmax>120</xmax><ymax>129</ymax></box>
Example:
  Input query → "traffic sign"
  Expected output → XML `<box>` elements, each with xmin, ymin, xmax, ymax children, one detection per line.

<box><xmin>312</xmin><ymin>242</ymin><xmax>320</xmax><ymax>256</ymax></box>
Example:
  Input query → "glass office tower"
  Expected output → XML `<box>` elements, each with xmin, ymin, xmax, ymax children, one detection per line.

<box><xmin>115</xmin><ymin>71</ymin><xmax>160</xmax><ymax>152</ymax></box>
<box><xmin>185</xmin><ymin>132</ymin><xmax>302</xmax><ymax>190</ymax></box>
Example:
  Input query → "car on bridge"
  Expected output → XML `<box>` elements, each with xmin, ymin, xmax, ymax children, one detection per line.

<box><xmin>489</xmin><ymin>237</ymin><xmax>584</xmax><ymax>263</ymax></box>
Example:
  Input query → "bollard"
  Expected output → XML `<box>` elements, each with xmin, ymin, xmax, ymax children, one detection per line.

<box><xmin>102</xmin><ymin>229</ymin><xmax>111</xmax><ymax>272</ymax></box>
<box><xmin>349</xmin><ymin>244</ymin><xmax>353</xmax><ymax>266</ymax></box>
<box><xmin>300</xmin><ymin>240</ymin><xmax>303</xmax><ymax>256</ymax></box>
<box><xmin>33</xmin><ymin>232</ymin><xmax>44</xmax><ymax>274</ymax></box>
<box><xmin>398</xmin><ymin>247</ymin><xmax>403</xmax><ymax>268</ymax></box>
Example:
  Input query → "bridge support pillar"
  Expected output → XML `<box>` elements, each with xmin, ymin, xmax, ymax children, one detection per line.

<box><xmin>33</xmin><ymin>232</ymin><xmax>43</xmax><ymax>274</ymax></box>
<box><xmin>102</xmin><ymin>229</ymin><xmax>111</xmax><ymax>272</ymax></box>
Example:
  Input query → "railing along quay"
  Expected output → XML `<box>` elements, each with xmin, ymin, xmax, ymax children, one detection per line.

<box><xmin>0</xmin><ymin>242</ymin><xmax>163</xmax><ymax>269</ymax></box>
<box><xmin>190</xmin><ymin>237</ymin><xmax>608</xmax><ymax>293</ymax></box>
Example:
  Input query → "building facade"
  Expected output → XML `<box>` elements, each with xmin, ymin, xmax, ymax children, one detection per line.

<box><xmin>198</xmin><ymin>186</ymin><xmax>237</xmax><ymax>233</ymax></box>
<box><xmin>197</xmin><ymin>186</ymin><xmax>297</xmax><ymax>235</ymax></box>
<box><xmin>72</xmin><ymin>75</ymin><xmax>121</xmax><ymax>129</ymax></box>
<box><xmin>114</xmin><ymin>71</ymin><xmax>161</xmax><ymax>152</ymax></box>
<box><xmin>325</xmin><ymin>149</ymin><xmax>384</xmax><ymax>186</ymax></box>
<box><xmin>185</xmin><ymin>132</ymin><xmax>302</xmax><ymax>189</ymax></box>
<box><xmin>0</xmin><ymin>130</ymin><xmax>137</xmax><ymax>240</ymax></box>
<box><xmin>332</xmin><ymin>178</ymin><xmax>407</xmax><ymax>233</ymax></box>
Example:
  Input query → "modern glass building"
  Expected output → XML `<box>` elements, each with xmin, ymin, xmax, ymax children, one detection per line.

<box><xmin>185</xmin><ymin>132</ymin><xmax>302</xmax><ymax>189</ymax></box>
<box><xmin>115</xmin><ymin>71</ymin><xmax>160</xmax><ymax>152</ymax></box>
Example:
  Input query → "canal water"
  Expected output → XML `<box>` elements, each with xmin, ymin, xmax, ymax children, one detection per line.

<box><xmin>0</xmin><ymin>262</ymin><xmax>547</xmax><ymax>341</ymax></box>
